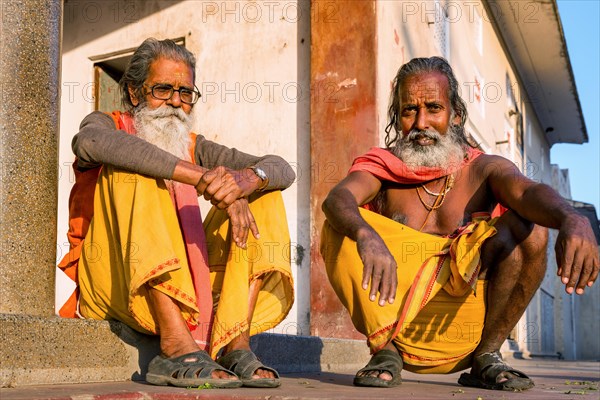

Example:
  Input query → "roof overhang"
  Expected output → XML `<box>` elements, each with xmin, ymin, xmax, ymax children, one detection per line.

<box><xmin>484</xmin><ymin>0</ymin><xmax>587</xmax><ymax>146</ymax></box>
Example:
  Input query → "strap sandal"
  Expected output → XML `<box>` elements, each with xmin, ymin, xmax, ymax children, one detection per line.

<box><xmin>145</xmin><ymin>350</ymin><xmax>242</xmax><ymax>388</ymax></box>
<box><xmin>217</xmin><ymin>349</ymin><xmax>281</xmax><ymax>388</ymax></box>
<box><xmin>353</xmin><ymin>349</ymin><xmax>403</xmax><ymax>388</ymax></box>
<box><xmin>458</xmin><ymin>351</ymin><xmax>534</xmax><ymax>391</ymax></box>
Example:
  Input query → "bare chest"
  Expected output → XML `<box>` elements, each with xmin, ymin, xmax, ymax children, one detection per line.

<box><xmin>375</xmin><ymin>170</ymin><xmax>494</xmax><ymax>235</ymax></box>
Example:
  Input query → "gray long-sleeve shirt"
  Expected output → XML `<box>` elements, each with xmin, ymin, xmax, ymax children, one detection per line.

<box><xmin>72</xmin><ymin>111</ymin><xmax>295</xmax><ymax>190</ymax></box>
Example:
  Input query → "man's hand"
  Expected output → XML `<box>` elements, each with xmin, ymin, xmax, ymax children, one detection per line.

<box><xmin>196</xmin><ymin>166</ymin><xmax>259</xmax><ymax>209</ymax></box>
<box><xmin>555</xmin><ymin>213</ymin><xmax>599</xmax><ymax>295</ymax></box>
<box><xmin>227</xmin><ymin>198</ymin><xmax>259</xmax><ymax>248</ymax></box>
<box><xmin>356</xmin><ymin>227</ymin><xmax>398</xmax><ymax>306</ymax></box>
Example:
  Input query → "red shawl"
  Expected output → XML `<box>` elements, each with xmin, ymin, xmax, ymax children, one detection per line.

<box><xmin>348</xmin><ymin>146</ymin><xmax>483</xmax><ymax>184</ymax></box>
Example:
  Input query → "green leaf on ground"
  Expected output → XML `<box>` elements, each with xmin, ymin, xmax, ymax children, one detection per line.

<box><xmin>188</xmin><ymin>383</ymin><xmax>213</xmax><ymax>389</ymax></box>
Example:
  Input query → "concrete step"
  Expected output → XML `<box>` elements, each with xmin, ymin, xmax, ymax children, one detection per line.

<box><xmin>1</xmin><ymin>360</ymin><xmax>599</xmax><ymax>400</ymax></box>
<box><xmin>0</xmin><ymin>313</ymin><xmax>370</xmax><ymax>387</ymax></box>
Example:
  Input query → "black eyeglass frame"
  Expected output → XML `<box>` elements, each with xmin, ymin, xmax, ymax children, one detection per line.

<box><xmin>143</xmin><ymin>84</ymin><xmax>202</xmax><ymax>105</ymax></box>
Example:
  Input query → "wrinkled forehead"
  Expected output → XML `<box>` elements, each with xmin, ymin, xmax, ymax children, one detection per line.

<box><xmin>147</xmin><ymin>57</ymin><xmax>195</xmax><ymax>86</ymax></box>
<box><xmin>400</xmin><ymin>72</ymin><xmax>450</xmax><ymax>103</ymax></box>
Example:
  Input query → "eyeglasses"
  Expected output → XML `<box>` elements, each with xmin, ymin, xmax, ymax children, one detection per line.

<box><xmin>145</xmin><ymin>84</ymin><xmax>201</xmax><ymax>105</ymax></box>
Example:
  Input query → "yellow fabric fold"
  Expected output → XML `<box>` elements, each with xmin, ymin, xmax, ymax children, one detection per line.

<box><xmin>205</xmin><ymin>191</ymin><xmax>295</xmax><ymax>359</ymax></box>
<box><xmin>79</xmin><ymin>167</ymin><xmax>199</xmax><ymax>334</ymax></box>
<box><xmin>78</xmin><ymin>167</ymin><xmax>294</xmax><ymax>359</ymax></box>
<box><xmin>321</xmin><ymin>208</ymin><xmax>496</xmax><ymax>372</ymax></box>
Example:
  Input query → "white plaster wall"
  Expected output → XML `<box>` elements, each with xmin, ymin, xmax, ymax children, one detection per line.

<box><xmin>376</xmin><ymin>0</ymin><xmax>438</xmax><ymax>146</ymax></box>
<box><xmin>57</xmin><ymin>0</ymin><xmax>311</xmax><ymax>336</ymax></box>
<box><xmin>550</xmin><ymin>165</ymin><xmax>574</xmax><ymax>358</ymax></box>
<box><xmin>549</xmin><ymin>167</ymin><xmax>600</xmax><ymax>360</ymax></box>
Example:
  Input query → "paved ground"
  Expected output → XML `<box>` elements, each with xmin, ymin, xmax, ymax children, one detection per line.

<box><xmin>2</xmin><ymin>359</ymin><xmax>599</xmax><ymax>400</ymax></box>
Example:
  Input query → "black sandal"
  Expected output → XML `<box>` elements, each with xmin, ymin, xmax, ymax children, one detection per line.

<box><xmin>458</xmin><ymin>351</ymin><xmax>534</xmax><ymax>391</ymax></box>
<box><xmin>217</xmin><ymin>349</ymin><xmax>281</xmax><ymax>388</ymax></box>
<box><xmin>353</xmin><ymin>349</ymin><xmax>403</xmax><ymax>388</ymax></box>
<box><xmin>145</xmin><ymin>350</ymin><xmax>242</xmax><ymax>388</ymax></box>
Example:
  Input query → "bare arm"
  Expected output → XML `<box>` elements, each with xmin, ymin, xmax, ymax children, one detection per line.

<box><xmin>322</xmin><ymin>172</ymin><xmax>398</xmax><ymax>306</ymax></box>
<box><xmin>322</xmin><ymin>171</ymin><xmax>381</xmax><ymax>238</ymax></box>
<box><xmin>485</xmin><ymin>155</ymin><xmax>599</xmax><ymax>294</ymax></box>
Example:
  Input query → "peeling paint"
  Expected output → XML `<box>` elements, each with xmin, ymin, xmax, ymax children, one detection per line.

<box><xmin>337</xmin><ymin>78</ymin><xmax>357</xmax><ymax>89</ymax></box>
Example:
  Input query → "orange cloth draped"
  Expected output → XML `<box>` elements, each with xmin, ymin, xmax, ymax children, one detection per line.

<box><xmin>348</xmin><ymin>146</ymin><xmax>483</xmax><ymax>184</ymax></box>
<box><xmin>57</xmin><ymin>163</ymin><xmax>101</xmax><ymax>317</ymax></box>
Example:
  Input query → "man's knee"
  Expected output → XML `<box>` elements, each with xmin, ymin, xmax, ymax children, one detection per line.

<box><xmin>483</xmin><ymin>211</ymin><xmax>548</xmax><ymax>264</ymax></box>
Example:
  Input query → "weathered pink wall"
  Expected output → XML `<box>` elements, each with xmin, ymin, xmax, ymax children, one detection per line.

<box><xmin>310</xmin><ymin>0</ymin><xmax>379</xmax><ymax>339</ymax></box>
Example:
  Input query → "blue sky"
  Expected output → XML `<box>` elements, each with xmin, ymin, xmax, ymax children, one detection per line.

<box><xmin>552</xmin><ymin>1</ymin><xmax>600</xmax><ymax>212</ymax></box>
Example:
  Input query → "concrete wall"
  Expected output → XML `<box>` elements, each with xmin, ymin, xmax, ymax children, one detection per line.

<box><xmin>57</xmin><ymin>0</ymin><xmax>311</xmax><ymax>335</ymax></box>
<box><xmin>550</xmin><ymin>165</ymin><xmax>575</xmax><ymax>359</ymax></box>
<box><xmin>549</xmin><ymin>167</ymin><xmax>600</xmax><ymax>360</ymax></box>
<box><xmin>573</xmin><ymin>263</ymin><xmax>600</xmax><ymax>360</ymax></box>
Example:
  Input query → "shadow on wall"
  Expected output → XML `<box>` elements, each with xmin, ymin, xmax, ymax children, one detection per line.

<box><xmin>251</xmin><ymin>333</ymin><xmax>325</xmax><ymax>373</ymax></box>
<box><xmin>62</xmin><ymin>0</ymin><xmax>185</xmax><ymax>53</ymax></box>
<box><xmin>108</xmin><ymin>321</ymin><xmax>160</xmax><ymax>380</ymax></box>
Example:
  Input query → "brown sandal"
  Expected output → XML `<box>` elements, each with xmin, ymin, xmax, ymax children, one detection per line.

<box><xmin>353</xmin><ymin>349</ymin><xmax>403</xmax><ymax>388</ymax></box>
<box><xmin>146</xmin><ymin>351</ymin><xmax>242</xmax><ymax>388</ymax></box>
<box><xmin>217</xmin><ymin>349</ymin><xmax>281</xmax><ymax>388</ymax></box>
<box><xmin>458</xmin><ymin>351</ymin><xmax>534</xmax><ymax>391</ymax></box>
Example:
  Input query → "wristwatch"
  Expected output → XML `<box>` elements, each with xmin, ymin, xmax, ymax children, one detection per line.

<box><xmin>249</xmin><ymin>166</ymin><xmax>269</xmax><ymax>191</ymax></box>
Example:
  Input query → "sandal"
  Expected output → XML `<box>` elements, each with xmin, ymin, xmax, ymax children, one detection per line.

<box><xmin>353</xmin><ymin>349</ymin><xmax>403</xmax><ymax>388</ymax></box>
<box><xmin>145</xmin><ymin>350</ymin><xmax>242</xmax><ymax>388</ymax></box>
<box><xmin>458</xmin><ymin>351</ymin><xmax>534</xmax><ymax>391</ymax></box>
<box><xmin>217</xmin><ymin>349</ymin><xmax>281</xmax><ymax>388</ymax></box>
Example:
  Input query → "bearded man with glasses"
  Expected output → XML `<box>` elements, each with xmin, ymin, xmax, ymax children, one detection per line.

<box><xmin>59</xmin><ymin>38</ymin><xmax>294</xmax><ymax>389</ymax></box>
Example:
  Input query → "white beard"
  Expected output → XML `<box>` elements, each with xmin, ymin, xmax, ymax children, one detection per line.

<box><xmin>133</xmin><ymin>105</ymin><xmax>193</xmax><ymax>161</ymax></box>
<box><xmin>391</xmin><ymin>125</ymin><xmax>467</xmax><ymax>170</ymax></box>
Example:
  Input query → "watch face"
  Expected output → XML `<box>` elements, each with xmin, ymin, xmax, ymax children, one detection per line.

<box><xmin>253</xmin><ymin>167</ymin><xmax>267</xmax><ymax>180</ymax></box>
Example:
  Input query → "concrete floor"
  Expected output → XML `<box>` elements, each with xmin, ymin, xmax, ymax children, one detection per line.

<box><xmin>1</xmin><ymin>359</ymin><xmax>599</xmax><ymax>400</ymax></box>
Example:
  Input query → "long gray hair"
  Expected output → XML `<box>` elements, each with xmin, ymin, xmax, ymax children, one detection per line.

<box><xmin>384</xmin><ymin>57</ymin><xmax>471</xmax><ymax>148</ymax></box>
<box><xmin>119</xmin><ymin>38</ymin><xmax>196</xmax><ymax>110</ymax></box>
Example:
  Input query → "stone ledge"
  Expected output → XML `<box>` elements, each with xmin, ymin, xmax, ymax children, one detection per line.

<box><xmin>1</xmin><ymin>314</ymin><xmax>370</xmax><ymax>387</ymax></box>
<box><xmin>0</xmin><ymin>314</ymin><xmax>159</xmax><ymax>387</ymax></box>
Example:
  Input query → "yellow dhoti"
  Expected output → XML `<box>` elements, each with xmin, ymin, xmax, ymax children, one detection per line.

<box><xmin>321</xmin><ymin>208</ymin><xmax>496</xmax><ymax>374</ymax></box>
<box><xmin>79</xmin><ymin>166</ymin><xmax>294</xmax><ymax>359</ymax></box>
